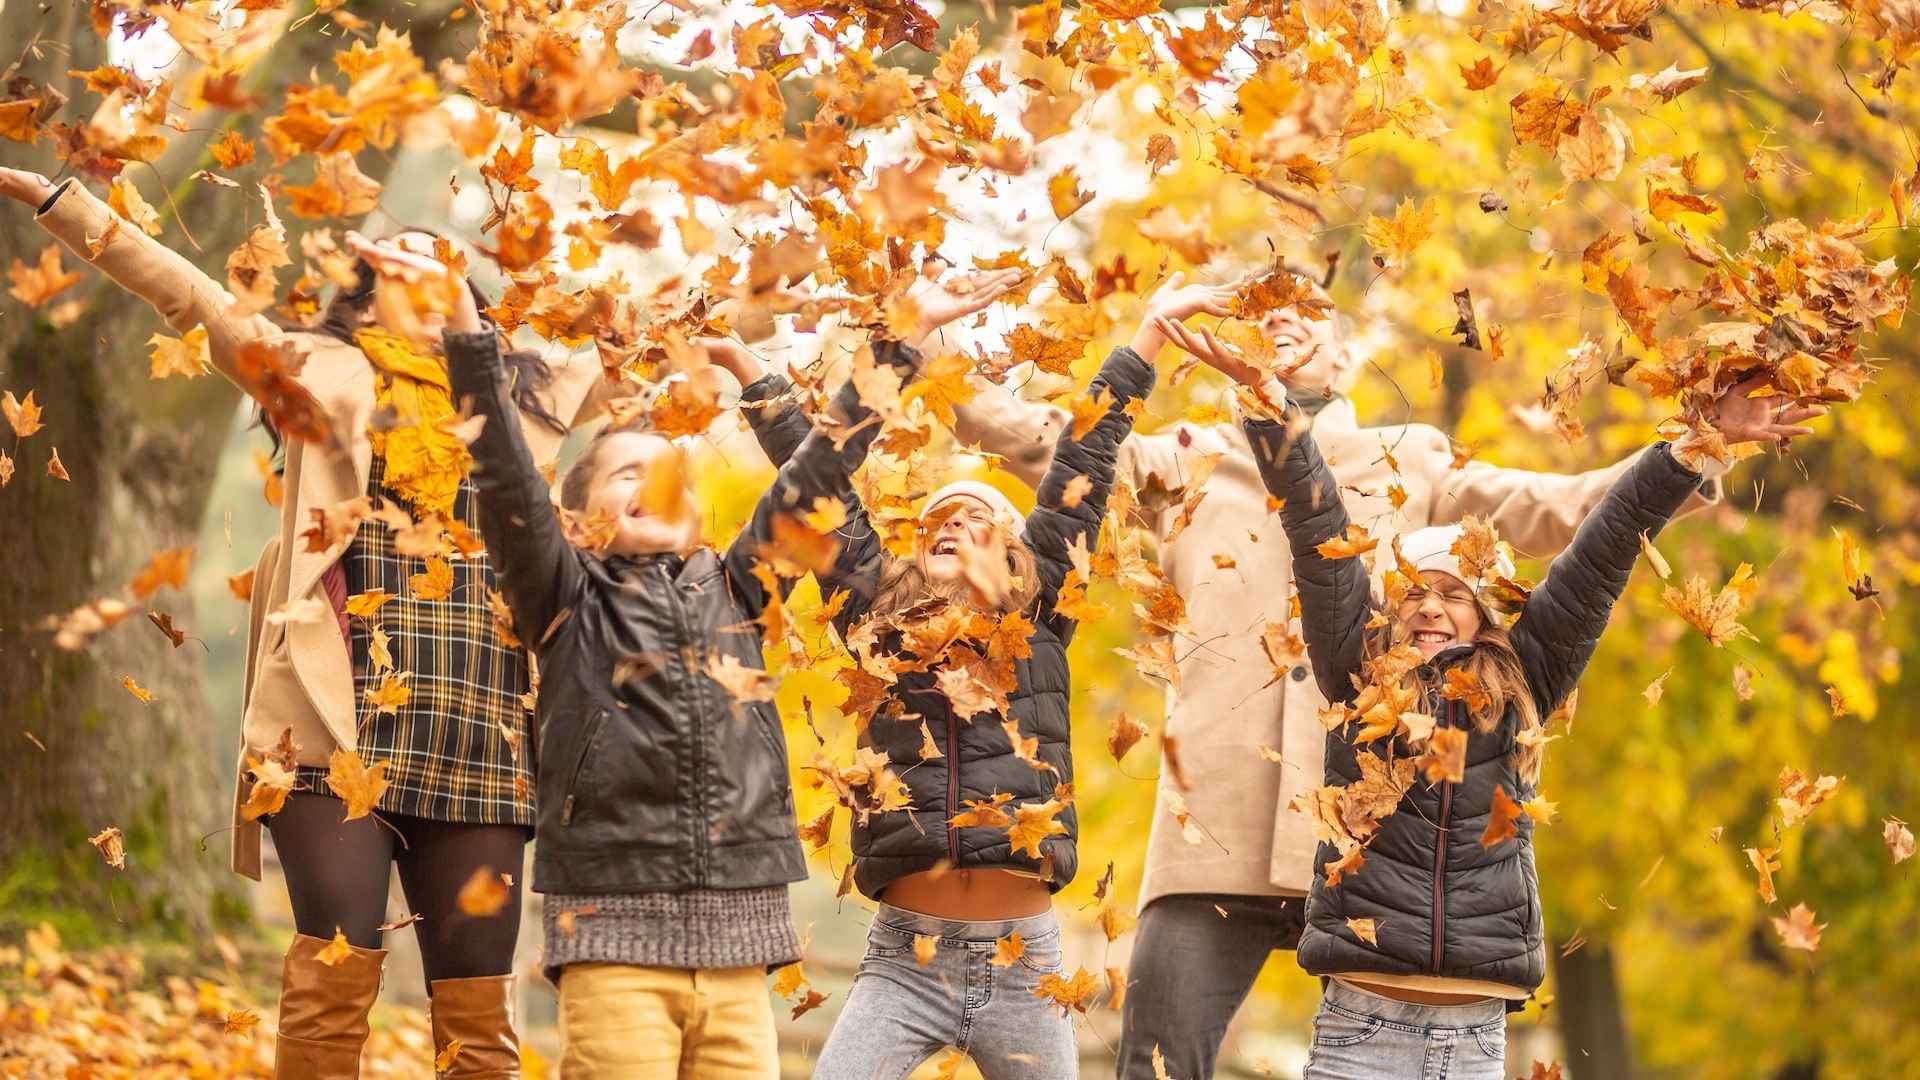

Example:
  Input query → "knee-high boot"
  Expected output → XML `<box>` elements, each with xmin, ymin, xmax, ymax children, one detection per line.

<box><xmin>274</xmin><ymin>932</ymin><xmax>387</xmax><ymax>1079</ymax></box>
<box><xmin>430</xmin><ymin>975</ymin><xmax>521</xmax><ymax>1078</ymax></box>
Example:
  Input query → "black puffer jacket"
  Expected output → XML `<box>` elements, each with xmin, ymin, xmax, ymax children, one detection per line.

<box><xmin>447</xmin><ymin>329</ymin><xmax>819</xmax><ymax>896</ymax></box>
<box><xmin>824</xmin><ymin>347</ymin><xmax>1156</xmax><ymax>900</ymax></box>
<box><xmin>1245</xmin><ymin>412</ymin><xmax>1707</xmax><ymax>993</ymax></box>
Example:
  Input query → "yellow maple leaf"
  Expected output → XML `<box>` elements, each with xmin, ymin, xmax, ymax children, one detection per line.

<box><xmin>242</xmin><ymin>755</ymin><xmax>296</xmax><ymax>822</ymax></box>
<box><xmin>1362</xmin><ymin>197</ymin><xmax>1437</xmax><ymax>271</ymax></box>
<box><xmin>1346</xmin><ymin>916</ymin><xmax>1380</xmax><ymax>946</ymax></box>
<box><xmin>902</xmin><ymin>351</ymin><xmax>978</xmax><ymax>428</ymax></box>
<box><xmin>1006</xmin><ymin>799</ymin><xmax>1069</xmax><ymax>859</ymax></box>
<box><xmin>2</xmin><ymin>390</ymin><xmax>46</xmax><ymax>439</ymax></box>
<box><xmin>991</xmin><ymin>932</ymin><xmax>1025</xmax><ymax>967</ymax></box>
<box><xmin>315</xmin><ymin>929</ymin><xmax>354</xmax><ymax>966</ymax></box>
<box><xmin>410</xmin><ymin>556</ymin><xmax>454</xmax><ymax>601</ymax></box>
<box><xmin>365</xmin><ymin>671</ymin><xmax>412</xmax><ymax>715</ymax></box>
<box><xmin>1316</xmin><ymin>525</ymin><xmax>1379</xmax><ymax>561</ymax></box>
<box><xmin>148</xmin><ymin>327</ymin><xmax>211</xmax><ymax>380</ymax></box>
<box><xmin>1047</xmin><ymin>166</ymin><xmax>1093</xmax><ymax>221</ymax></box>
<box><xmin>1661</xmin><ymin>562</ymin><xmax>1757</xmax><ymax>646</ymax></box>
<box><xmin>325</xmin><ymin>748</ymin><xmax>390</xmax><ymax>821</ymax></box>
<box><xmin>456</xmin><ymin>866</ymin><xmax>510</xmax><ymax>917</ymax></box>
<box><xmin>344</xmin><ymin>589</ymin><xmax>396</xmax><ymax>618</ymax></box>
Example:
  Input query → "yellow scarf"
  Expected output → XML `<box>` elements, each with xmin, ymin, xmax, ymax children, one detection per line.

<box><xmin>356</xmin><ymin>328</ymin><xmax>470</xmax><ymax>518</ymax></box>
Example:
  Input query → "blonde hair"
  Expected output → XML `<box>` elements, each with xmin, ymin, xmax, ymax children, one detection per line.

<box><xmin>864</xmin><ymin>536</ymin><xmax>1042</xmax><ymax>626</ymax></box>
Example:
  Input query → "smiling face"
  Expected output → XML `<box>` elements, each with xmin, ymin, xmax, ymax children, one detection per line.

<box><xmin>1260</xmin><ymin>299</ymin><xmax>1355</xmax><ymax>393</ymax></box>
<box><xmin>1395</xmin><ymin>569</ymin><xmax>1485</xmax><ymax>661</ymax></box>
<box><xmin>582</xmin><ymin>431</ymin><xmax>700</xmax><ymax>557</ymax></box>
<box><xmin>917</xmin><ymin>496</ymin><xmax>1010</xmax><ymax>599</ymax></box>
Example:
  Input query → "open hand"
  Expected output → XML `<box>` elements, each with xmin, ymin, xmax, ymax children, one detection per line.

<box><xmin>1151</xmin><ymin>315</ymin><xmax>1269</xmax><ymax>389</ymax></box>
<box><xmin>344</xmin><ymin>231</ymin><xmax>479</xmax><ymax>339</ymax></box>
<box><xmin>903</xmin><ymin>263</ymin><xmax>1025</xmax><ymax>350</ymax></box>
<box><xmin>1707</xmin><ymin>372</ymin><xmax>1827</xmax><ymax>448</ymax></box>
<box><xmin>0</xmin><ymin>167</ymin><xmax>58</xmax><ymax>208</ymax></box>
<box><xmin>1129</xmin><ymin>271</ymin><xmax>1238</xmax><ymax>361</ymax></box>
<box><xmin>693</xmin><ymin>336</ymin><xmax>764</xmax><ymax>387</ymax></box>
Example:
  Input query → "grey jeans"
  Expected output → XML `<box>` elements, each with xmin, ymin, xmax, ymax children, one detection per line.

<box><xmin>811</xmin><ymin>903</ymin><xmax>1078</xmax><ymax>1080</ymax></box>
<box><xmin>1302</xmin><ymin>979</ymin><xmax>1508</xmax><ymax>1080</ymax></box>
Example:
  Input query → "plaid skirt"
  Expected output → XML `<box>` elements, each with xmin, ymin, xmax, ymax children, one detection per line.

<box><xmin>295</xmin><ymin>454</ymin><xmax>535</xmax><ymax>828</ymax></box>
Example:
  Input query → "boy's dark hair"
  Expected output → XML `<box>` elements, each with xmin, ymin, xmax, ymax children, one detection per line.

<box><xmin>560</xmin><ymin>418</ymin><xmax>659</xmax><ymax>512</ymax></box>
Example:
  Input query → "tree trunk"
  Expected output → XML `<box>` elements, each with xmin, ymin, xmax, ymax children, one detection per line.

<box><xmin>0</xmin><ymin>0</ymin><xmax>460</xmax><ymax>946</ymax></box>
<box><xmin>1552</xmin><ymin>941</ymin><xmax>1635</xmax><ymax>1080</ymax></box>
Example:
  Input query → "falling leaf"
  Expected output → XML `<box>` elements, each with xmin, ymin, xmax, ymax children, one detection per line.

<box><xmin>8</xmin><ymin>246</ymin><xmax>85</xmax><ymax>307</ymax></box>
<box><xmin>1316</xmin><ymin>526</ymin><xmax>1379</xmax><ymax>560</ymax></box>
<box><xmin>315</xmin><ymin>930</ymin><xmax>354</xmax><ymax>966</ymax></box>
<box><xmin>1346</xmin><ymin>917</ymin><xmax>1379</xmax><ymax>946</ymax></box>
<box><xmin>435</xmin><ymin>1040</ymin><xmax>466</xmax><ymax>1071</ymax></box>
<box><xmin>1108</xmin><ymin>711</ymin><xmax>1146</xmax><ymax>761</ymax></box>
<box><xmin>707</xmin><ymin>653</ymin><xmax>777</xmax><ymax>702</ymax></box>
<box><xmin>410</xmin><ymin>556</ymin><xmax>454</xmax><ymax>601</ymax></box>
<box><xmin>1363</xmin><ymin>197</ymin><xmax>1437</xmax><ymax>270</ymax></box>
<box><xmin>45</xmin><ymin>446</ymin><xmax>69</xmax><ymax>481</ymax></box>
<box><xmin>108</xmin><ymin>175</ymin><xmax>163</xmax><ymax>236</ymax></box>
<box><xmin>1746</xmin><ymin>846</ymin><xmax>1780</xmax><ymax>903</ymax></box>
<box><xmin>1047</xmin><ymin>167</ymin><xmax>1093</xmax><ymax>221</ymax></box>
<box><xmin>325</xmin><ymin>749</ymin><xmax>390</xmax><ymax>821</ymax></box>
<box><xmin>88</xmin><ymin>826</ymin><xmax>125</xmax><ymax>870</ymax></box>
<box><xmin>148</xmin><ymin>327</ymin><xmax>212</xmax><ymax>380</ymax></box>
<box><xmin>345</xmin><ymin>589</ymin><xmax>396</xmax><ymax>618</ymax></box>
<box><xmin>365</xmin><ymin>671</ymin><xmax>412</xmax><ymax>716</ymax></box>
<box><xmin>223</xmin><ymin>1009</ymin><xmax>261</xmax><ymax>1036</ymax></box>
<box><xmin>147</xmin><ymin>611</ymin><xmax>187</xmax><ymax>648</ymax></box>
<box><xmin>1417</xmin><ymin>727</ymin><xmax>1467</xmax><ymax>785</ymax></box>
<box><xmin>456</xmin><ymin>866</ymin><xmax>511</xmax><ymax>917</ymax></box>
<box><xmin>242</xmin><ymin>754</ymin><xmax>296</xmax><ymax>821</ymax></box>
<box><xmin>1482</xmin><ymin>785</ymin><xmax>1523</xmax><ymax>848</ymax></box>
<box><xmin>1777</xmin><ymin>768</ymin><xmax>1841</xmax><ymax>829</ymax></box>
<box><xmin>121</xmin><ymin>675</ymin><xmax>154</xmax><ymax>704</ymax></box>
<box><xmin>1642</xmin><ymin>669</ymin><xmax>1670</xmax><ymax>707</ymax></box>
<box><xmin>1884</xmin><ymin>819</ymin><xmax>1914</xmax><ymax>864</ymax></box>
<box><xmin>3</xmin><ymin>390</ymin><xmax>46</xmax><ymax>438</ymax></box>
<box><xmin>991</xmin><ymin>933</ymin><xmax>1025</xmax><ymax>967</ymax></box>
<box><xmin>1637</xmin><ymin>532</ymin><xmax>1670</xmax><ymax>579</ymax></box>
<box><xmin>1771</xmin><ymin>903</ymin><xmax>1825</xmax><ymax>952</ymax></box>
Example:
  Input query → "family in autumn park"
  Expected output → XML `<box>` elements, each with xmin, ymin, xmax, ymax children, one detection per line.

<box><xmin>1</xmin><ymin>164</ymin><xmax>1831</xmax><ymax>1080</ymax></box>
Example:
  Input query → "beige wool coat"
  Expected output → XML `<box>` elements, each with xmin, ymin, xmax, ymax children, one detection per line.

<box><xmin>37</xmin><ymin>183</ymin><xmax>620</xmax><ymax>880</ymax></box>
<box><xmin>953</xmin><ymin>376</ymin><xmax>1717</xmax><ymax>907</ymax></box>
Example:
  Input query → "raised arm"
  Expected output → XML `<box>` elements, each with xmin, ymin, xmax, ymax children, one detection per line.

<box><xmin>1021</xmin><ymin>346</ymin><xmax>1156</xmax><ymax>631</ymax></box>
<box><xmin>3</xmin><ymin>169</ymin><xmax>280</xmax><ymax>384</ymax></box>
<box><xmin>443</xmin><ymin>328</ymin><xmax>586</xmax><ymax>646</ymax></box>
<box><xmin>721</xmin><ymin>339</ymin><xmax>922</xmax><ymax>618</ymax></box>
<box><xmin>1504</xmin><ymin>440</ymin><xmax>1704</xmax><ymax>716</ymax></box>
<box><xmin>1427</xmin><ymin>440</ymin><xmax>1720</xmax><ymax>558</ymax></box>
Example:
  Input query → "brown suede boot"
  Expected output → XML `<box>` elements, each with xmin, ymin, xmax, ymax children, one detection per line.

<box><xmin>429</xmin><ymin>975</ymin><xmax>521</xmax><ymax>1078</ymax></box>
<box><xmin>274</xmin><ymin>932</ymin><xmax>387</xmax><ymax>1079</ymax></box>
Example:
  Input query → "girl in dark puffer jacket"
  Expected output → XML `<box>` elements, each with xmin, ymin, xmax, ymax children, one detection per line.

<box><xmin>1154</xmin><ymin>314</ymin><xmax>1826</xmax><ymax>1079</ymax></box>
<box><xmin>809</xmin><ymin>281</ymin><xmax>1157</xmax><ymax>1080</ymax></box>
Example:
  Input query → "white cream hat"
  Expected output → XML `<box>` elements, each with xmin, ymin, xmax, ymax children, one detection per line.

<box><xmin>1398</xmin><ymin>524</ymin><xmax>1516</xmax><ymax>595</ymax></box>
<box><xmin>921</xmin><ymin>480</ymin><xmax>1027</xmax><ymax>533</ymax></box>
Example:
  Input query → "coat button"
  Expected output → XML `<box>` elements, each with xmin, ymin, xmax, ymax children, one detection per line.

<box><xmin>1290</xmin><ymin>665</ymin><xmax>1309</xmax><ymax>682</ymax></box>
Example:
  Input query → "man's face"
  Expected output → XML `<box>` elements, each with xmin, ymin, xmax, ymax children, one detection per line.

<box><xmin>1260</xmin><ymin>300</ymin><xmax>1354</xmax><ymax>394</ymax></box>
<box><xmin>584</xmin><ymin>432</ymin><xmax>700</xmax><ymax>557</ymax></box>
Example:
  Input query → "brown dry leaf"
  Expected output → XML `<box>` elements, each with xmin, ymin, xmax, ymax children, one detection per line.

<box><xmin>130</xmin><ymin>547</ymin><xmax>194</xmax><ymax>599</ymax></box>
<box><xmin>1108</xmin><ymin>711</ymin><xmax>1147</xmax><ymax>761</ymax></box>
<box><xmin>223</xmin><ymin>1009</ymin><xmax>262</xmax><ymax>1036</ymax></box>
<box><xmin>1362</xmin><ymin>197</ymin><xmax>1436</xmax><ymax>271</ymax></box>
<box><xmin>1417</xmin><ymin>727</ymin><xmax>1468</xmax><ymax>784</ymax></box>
<box><xmin>45</xmin><ymin>447</ymin><xmax>68</xmax><ymax>481</ymax></box>
<box><xmin>456</xmin><ymin>866</ymin><xmax>511</xmax><ymax>917</ymax></box>
<box><xmin>1324</xmin><ymin>846</ymin><xmax>1366</xmax><ymax>887</ymax></box>
<box><xmin>990</xmin><ymin>932</ymin><xmax>1026</xmax><ymax>967</ymax></box>
<box><xmin>345</xmin><ymin>589</ymin><xmax>396</xmax><ymax>618</ymax></box>
<box><xmin>1006</xmin><ymin>799</ymin><xmax>1070</xmax><ymax>859</ymax></box>
<box><xmin>325</xmin><ymin>748</ymin><xmax>390</xmax><ymax>821</ymax></box>
<box><xmin>1772</xmin><ymin>903</ymin><xmax>1825</xmax><ymax>952</ymax></box>
<box><xmin>1033</xmin><ymin>966</ymin><xmax>1101</xmax><ymax>1016</ymax></box>
<box><xmin>88</xmin><ymin>826</ymin><xmax>125</xmax><ymax>870</ymax></box>
<box><xmin>1316</xmin><ymin>525</ymin><xmax>1379</xmax><ymax>560</ymax></box>
<box><xmin>707</xmin><ymin>654</ymin><xmax>777</xmax><ymax>702</ymax></box>
<box><xmin>1637</xmin><ymin>531</ymin><xmax>1670</xmax><ymax>579</ymax></box>
<box><xmin>148</xmin><ymin>327</ymin><xmax>211</xmax><ymax>380</ymax></box>
<box><xmin>108</xmin><ymin>176</ymin><xmax>163</xmax><ymax>237</ymax></box>
<box><xmin>1661</xmin><ymin>563</ymin><xmax>1757</xmax><ymax>646</ymax></box>
<box><xmin>1746</xmin><ymin>846</ymin><xmax>1780</xmax><ymax>903</ymax></box>
<box><xmin>1884</xmin><ymin>819</ymin><xmax>1915</xmax><ymax>864</ymax></box>
<box><xmin>1346</xmin><ymin>917</ymin><xmax>1379</xmax><ymax>946</ymax></box>
<box><xmin>6</xmin><ymin>247</ymin><xmax>83</xmax><ymax>307</ymax></box>
<box><xmin>241</xmin><ymin>754</ymin><xmax>296</xmax><ymax>821</ymax></box>
<box><xmin>1460</xmin><ymin>57</ymin><xmax>1502</xmax><ymax>90</ymax></box>
<box><xmin>435</xmin><ymin>1040</ymin><xmax>465</xmax><ymax>1072</ymax></box>
<box><xmin>147</xmin><ymin>611</ymin><xmax>187</xmax><ymax>648</ymax></box>
<box><xmin>1777</xmin><ymin>768</ymin><xmax>1841</xmax><ymax>829</ymax></box>
<box><xmin>1482</xmin><ymin>786</ymin><xmax>1524</xmax><ymax>850</ymax></box>
<box><xmin>1642</xmin><ymin>669</ymin><xmax>1670</xmax><ymax>707</ymax></box>
<box><xmin>228</xmin><ymin>568</ymin><xmax>257</xmax><ymax>602</ymax></box>
<box><xmin>1048</xmin><ymin>167</ymin><xmax>1094</xmax><ymax>221</ymax></box>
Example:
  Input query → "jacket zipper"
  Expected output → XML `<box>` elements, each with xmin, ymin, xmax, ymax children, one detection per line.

<box><xmin>560</xmin><ymin>708</ymin><xmax>608</xmax><ymax>826</ymax></box>
<box><xmin>1431</xmin><ymin>698</ymin><xmax>1454</xmax><ymax>973</ymax></box>
<box><xmin>946</xmin><ymin>711</ymin><xmax>962</xmax><ymax>865</ymax></box>
<box><xmin>660</xmin><ymin>560</ymin><xmax>710</xmax><ymax>880</ymax></box>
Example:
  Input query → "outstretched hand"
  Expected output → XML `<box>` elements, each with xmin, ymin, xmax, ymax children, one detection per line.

<box><xmin>1151</xmin><ymin>315</ymin><xmax>1269</xmax><ymax>390</ymax></box>
<box><xmin>901</xmin><ymin>263</ymin><xmax>1025</xmax><ymax>351</ymax></box>
<box><xmin>1706</xmin><ymin>373</ymin><xmax>1828</xmax><ymax>448</ymax></box>
<box><xmin>0</xmin><ymin>167</ymin><xmax>59</xmax><ymax>208</ymax></box>
<box><xmin>1129</xmin><ymin>271</ymin><xmax>1239</xmax><ymax>362</ymax></box>
<box><xmin>693</xmin><ymin>336</ymin><xmax>764</xmax><ymax>388</ymax></box>
<box><xmin>344</xmin><ymin>231</ymin><xmax>479</xmax><ymax>340</ymax></box>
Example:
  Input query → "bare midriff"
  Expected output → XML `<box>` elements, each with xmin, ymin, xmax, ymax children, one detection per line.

<box><xmin>1339</xmin><ymin>977</ymin><xmax>1501</xmax><ymax>1006</ymax></box>
<box><xmin>881</xmin><ymin>868</ymin><xmax>1052</xmax><ymax>921</ymax></box>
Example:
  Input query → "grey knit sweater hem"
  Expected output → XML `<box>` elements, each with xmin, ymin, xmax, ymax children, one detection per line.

<box><xmin>540</xmin><ymin>884</ymin><xmax>800</xmax><ymax>984</ymax></box>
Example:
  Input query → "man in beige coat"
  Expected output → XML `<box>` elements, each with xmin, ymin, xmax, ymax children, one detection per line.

<box><xmin>951</xmin><ymin>281</ymin><xmax>1719</xmax><ymax>1080</ymax></box>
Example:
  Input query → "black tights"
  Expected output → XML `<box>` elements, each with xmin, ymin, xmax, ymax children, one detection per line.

<box><xmin>267</xmin><ymin>791</ymin><xmax>529</xmax><ymax>994</ymax></box>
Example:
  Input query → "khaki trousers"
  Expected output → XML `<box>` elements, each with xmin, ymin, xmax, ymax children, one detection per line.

<box><xmin>557</xmin><ymin>964</ymin><xmax>778</xmax><ymax>1079</ymax></box>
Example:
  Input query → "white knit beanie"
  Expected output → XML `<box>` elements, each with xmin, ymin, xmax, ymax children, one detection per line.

<box><xmin>1398</xmin><ymin>524</ymin><xmax>1516</xmax><ymax>596</ymax></box>
<box><xmin>920</xmin><ymin>480</ymin><xmax>1027</xmax><ymax>533</ymax></box>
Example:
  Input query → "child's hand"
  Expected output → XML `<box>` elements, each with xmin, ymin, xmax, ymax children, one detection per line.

<box><xmin>1151</xmin><ymin>315</ymin><xmax>1269</xmax><ymax>389</ymax></box>
<box><xmin>902</xmin><ymin>263</ymin><xmax>1025</xmax><ymax>350</ymax></box>
<box><xmin>0</xmin><ymin>167</ymin><xmax>57</xmax><ymax>208</ymax></box>
<box><xmin>1129</xmin><ymin>271</ymin><xmax>1237</xmax><ymax>361</ymax></box>
<box><xmin>344</xmin><ymin>231</ymin><xmax>480</xmax><ymax>340</ymax></box>
<box><xmin>1705</xmin><ymin>373</ymin><xmax>1828</xmax><ymax>448</ymax></box>
<box><xmin>694</xmin><ymin>336</ymin><xmax>763</xmax><ymax>386</ymax></box>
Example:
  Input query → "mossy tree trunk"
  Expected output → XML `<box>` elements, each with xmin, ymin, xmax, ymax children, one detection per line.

<box><xmin>0</xmin><ymin>0</ymin><xmax>461</xmax><ymax>945</ymax></box>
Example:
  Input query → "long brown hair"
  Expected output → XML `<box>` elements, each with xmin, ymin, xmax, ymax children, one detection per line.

<box><xmin>1369</xmin><ymin>601</ymin><xmax>1546</xmax><ymax>783</ymax></box>
<box><xmin>864</xmin><ymin>531</ymin><xmax>1043</xmax><ymax>627</ymax></box>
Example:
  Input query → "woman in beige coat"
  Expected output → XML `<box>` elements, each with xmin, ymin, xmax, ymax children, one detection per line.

<box><xmin>0</xmin><ymin>165</ymin><xmax>736</xmax><ymax>1078</ymax></box>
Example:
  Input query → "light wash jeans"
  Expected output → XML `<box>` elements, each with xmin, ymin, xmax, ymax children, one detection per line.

<box><xmin>1302</xmin><ymin>979</ymin><xmax>1508</xmax><ymax>1080</ymax></box>
<box><xmin>811</xmin><ymin>903</ymin><xmax>1077</xmax><ymax>1080</ymax></box>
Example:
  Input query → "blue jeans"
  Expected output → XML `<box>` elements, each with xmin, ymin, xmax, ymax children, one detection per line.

<box><xmin>812</xmin><ymin>903</ymin><xmax>1077</xmax><ymax>1080</ymax></box>
<box><xmin>1302</xmin><ymin>979</ymin><xmax>1507</xmax><ymax>1080</ymax></box>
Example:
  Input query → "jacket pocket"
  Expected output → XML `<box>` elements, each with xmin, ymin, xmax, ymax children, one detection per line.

<box><xmin>560</xmin><ymin>708</ymin><xmax>609</xmax><ymax>826</ymax></box>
